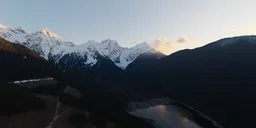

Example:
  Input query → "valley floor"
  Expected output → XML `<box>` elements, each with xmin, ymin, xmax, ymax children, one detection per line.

<box><xmin>0</xmin><ymin>94</ymin><xmax>57</xmax><ymax>128</ymax></box>
<box><xmin>0</xmin><ymin>78</ymin><xmax>221</xmax><ymax>128</ymax></box>
<box><xmin>0</xmin><ymin>79</ymin><xmax>97</xmax><ymax>128</ymax></box>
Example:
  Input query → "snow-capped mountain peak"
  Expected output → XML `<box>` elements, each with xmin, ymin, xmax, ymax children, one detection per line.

<box><xmin>101</xmin><ymin>39</ymin><xmax>119</xmax><ymax>45</ymax></box>
<box><xmin>101</xmin><ymin>38</ymin><xmax>112</xmax><ymax>43</ymax></box>
<box><xmin>0</xmin><ymin>24</ymin><xmax>75</xmax><ymax>59</ymax></box>
<box><xmin>96</xmin><ymin>39</ymin><xmax>126</xmax><ymax>65</ymax></box>
<box><xmin>26</xmin><ymin>30</ymin><xmax>75</xmax><ymax>59</ymax></box>
<box><xmin>0</xmin><ymin>25</ymin><xmax>28</xmax><ymax>43</ymax></box>
<box><xmin>40</xmin><ymin>28</ymin><xmax>62</xmax><ymax>40</ymax></box>
<box><xmin>134</xmin><ymin>41</ymin><xmax>151</xmax><ymax>49</ymax></box>
<box><xmin>13</xmin><ymin>26</ymin><xmax>26</xmax><ymax>33</ymax></box>
<box><xmin>0</xmin><ymin>24</ymin><xmax>7</xmax><ymax>29</ymax></box>
<box><xmin>0</xmin><ymin>24</ymin><xmax>27</xmax><ymax>34</ymax></box>
<box><xmin>117</xmin><ymin>42</ymin><xmax>155</xmax><ymax>69</ymax></box>
<box><xmin>86</xmin><ymin>40</ymin><xmax>98</xmax><ymax>45</ymax></box>
<box><xmin>52</xmin><ymin>39</ymin><xmax>156</xmax><ymax>69</ymax></box>
<box><xmin>0</xmin><ymin>23</ymin><xmax>164</xmax><ymax>69</ymax></box>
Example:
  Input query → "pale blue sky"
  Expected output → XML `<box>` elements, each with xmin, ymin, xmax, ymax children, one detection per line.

<box><xmin>2</xmin><ymin>0</ymin><xmax>256</xmax><ymax>47</ymax></box>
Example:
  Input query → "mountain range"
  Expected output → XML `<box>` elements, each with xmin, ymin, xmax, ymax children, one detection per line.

<box><xmin>2</xmin><ymin>23</ymin><xmax>256</xmax><ymax>128</ymax></box>
<box><xmin>0</xmin><ymin>24</ymin><xmax>169</xmax><ymax>84</ymax></box>
<box><xmin>0</xmin><ymin>24</ymin><xmax>166</xmax><ymax>70</ymax></box>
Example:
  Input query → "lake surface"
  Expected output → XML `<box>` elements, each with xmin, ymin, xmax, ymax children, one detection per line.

<box><xmin>130</xmin><ymin>104</ymin><xmax>202</xmax><ymax>128</ymax></box>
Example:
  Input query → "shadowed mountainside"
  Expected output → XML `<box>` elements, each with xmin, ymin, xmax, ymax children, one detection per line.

<box><xmin>132</xmin><ymin>36</ymin><xmax>256</xmax><ymax>128</ymax></box>
<box><xmin>0</xmin><ymin>37</ymin><xmax>66</xmax><ymax>83</ymax></box>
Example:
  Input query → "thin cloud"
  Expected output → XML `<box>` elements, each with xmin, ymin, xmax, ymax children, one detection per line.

<box><xmin>148</xmin><ymin>39</ymin><xmax>174</xmax><ymax>55</ymax></box>
<box><xmin>177</xmin><ymin>37</ymin><xmax>190</xmax><ymax>43</ymax></box>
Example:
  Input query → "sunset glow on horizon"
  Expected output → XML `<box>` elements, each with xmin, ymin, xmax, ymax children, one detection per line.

<box><xmin>2</xmin><ymin>0</ymin><xmax>256</xmax><ymax>52</ymax></box>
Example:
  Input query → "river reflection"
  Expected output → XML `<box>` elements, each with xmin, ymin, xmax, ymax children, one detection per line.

<box><xmin>130</xmin><ymin>104</ymin><xmax>202</xmax><ymax>128</ymax></box>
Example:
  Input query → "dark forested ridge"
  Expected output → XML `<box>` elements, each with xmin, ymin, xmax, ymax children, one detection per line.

<box><xmin>130</xmin><ymin>36</ymin><xmax>256</xmax><ymax>128</ymax></box>
<box><xmin>0</xmin><ymin>37</ymin><xmax>57</xmax><ymax>82</ymax></box>
<box><xmin>126</xmin><ymin>51</ymin><xmax>166</xmax><ymax>72</ymax></box>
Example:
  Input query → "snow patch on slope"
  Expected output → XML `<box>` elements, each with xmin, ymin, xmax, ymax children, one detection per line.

<box><xmin>119</xmin><ymin>42</ymin><xmax>152</xmax><ymax>69</ymax></box>
<box><xmin>59</xmin><ymin>40</ymin><xmax>99</xmax><ymax>66</ymax></box>
<box><xmin>96</xmin><ymin>39</ymin><xmax>126</xmax><ymax>66</ymax></box>
<box><xmin>10</xmin><ymin>78</ymin><xmax>54</xmax><ymax>84</ymax></box>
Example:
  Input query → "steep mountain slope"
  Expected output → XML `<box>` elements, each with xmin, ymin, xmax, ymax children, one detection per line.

<box><xmin>96</xmin><ymin>39</ymin><xmax>126</xmax><ymax>66</ymax></box>
<box><xmin>25</xmin><ymin>29</ymin><xmax>75</xmax><ymax>59</ymax></box>
<box><xmin>0</xmin><ymin>37</ymin><xmax>54</xmax><ymax>82</ymax></box>
<box><xmin>134</xmin><ymin>36</ymin><xmax>256</xmax><ymax>128</ymax></box>
<box><xmin>118</xmin><ymin>42</ymin><xmax>155</xmax><ymax>69</ymax></box>
<box><xmin>55</xmin><ymin>49</ymin><xmax>124</xmax><ymax>84</ymax></box>
<box><xmin>126</xmin><ymin>50</ymin><xmax>166</xmax><ymax>72</ymax></box>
